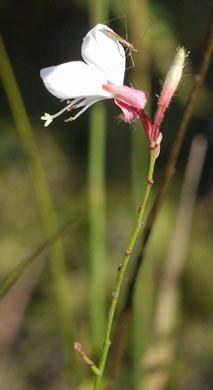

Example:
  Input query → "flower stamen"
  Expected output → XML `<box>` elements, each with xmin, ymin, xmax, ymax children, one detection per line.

<box><xmin>41</xmin><ymin>98</ymin><xmax>85</xmax><ymax>127</ymax></box>
<box><xmin>64</xmin><ymin>98</ymin><xmax>103</xmax><ymax>123</ymax></box>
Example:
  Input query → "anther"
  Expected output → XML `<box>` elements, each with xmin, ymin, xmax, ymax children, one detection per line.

<box><xmin>137</xmin><ymin>205</ymin><xmax>141</xmax><ymax>212</ymax></box>
<box><xmin>118</xmin><ymin>264</ymin><xmax>122</xmax><ymax>272</ymax></box>
<box><xmin>67</xmin><ymin>99</ymin><xmax>84</xmax><ymax>111</ymax></box>
<box><xmin>64</xmin><ymin>116</ymin><xmax>75</xmax><ymax>122</ymax></box>
<box><xmin>125</xmin><ymin>249</ymin><xmax>131</xmax><ymax>255</ymax></box>
<box><xmin>112</xmin><ymin>292</ymin><xmax>119</xmax><ymax>299</ymax></box>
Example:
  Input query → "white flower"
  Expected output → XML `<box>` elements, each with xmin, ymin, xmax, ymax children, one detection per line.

<box><xmin>40</xmin><ymin>24</ymin><xmax>126</xmax><ymax>126</ymax></box>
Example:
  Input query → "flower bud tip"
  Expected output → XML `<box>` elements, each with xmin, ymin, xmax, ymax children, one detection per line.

<box><xmin>151</xmin><ymin>47</ymin><xmax>186</xmax><ymax>143</ymax></box>
<box><xmin>74</xmin><ymin>342</ymin><xmax>82</xmax><ymax>352</ymax></box>
<box><xmin>162</xmin><ymin>47</ymin><xmax>186</xmax><ymax>97</ymax></box>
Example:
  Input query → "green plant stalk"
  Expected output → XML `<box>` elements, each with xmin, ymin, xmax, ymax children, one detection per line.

<box><xmin>84</xmin><ymin>356</ymin><xmax>101</xmax><ymax>377</ymax></box>
<box><xmin>88</xmin><ymin>102</ymin><xmax>107</xmax><ymax>351</ymax></box>
<box><xmin>74</xmin><ymin>342</ymin><xmax>101</xmax><ymax>376</ymax></box>
<box><xmin>0</xmin><ymin>36</ymin><xmax>74</xmax><ymax>372</ymax></box>
<box><xmin>94</xmin><ymin>149</ymin><xmax>156</xmax><ymax>390</ymax></box>
<box><xmin>88</xmin><ymin>0</ymin><xmax>111</xmax><ymax>353</ymax></box>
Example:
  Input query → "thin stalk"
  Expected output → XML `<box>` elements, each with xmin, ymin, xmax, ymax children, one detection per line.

<box><xmin>88</xmin><ymin>0</ymin><xmax>111</xmax><ymax>353</ymax></box>
<box><xmin>74</xmin><ymin>342</ymin><xmax>101</xmax><ymax>376</ymax></box>
<box><xmin>88</xmin><ymin>101</ymin><xmax>107</xmax><ymax>352</ymax></box>
<box><xmin>0</xmin><ymin>36</ymin><xmax>74</xmax><ymax>373</ymax></box>
<box><xmin>94</xmin><ymin>149</ymin><xmax>156</xmax><ymax>390</ymax></box>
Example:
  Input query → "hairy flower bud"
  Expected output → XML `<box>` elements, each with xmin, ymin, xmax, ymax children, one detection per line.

<box><xmin>159</xmin><ymin>47</ymin><xmax>185</xmax><ymax>108</ymax></box>
<box><xmin>152</xmin><ymin>47</ymin><xmax>186</xmax><ymax>142</ymax></box>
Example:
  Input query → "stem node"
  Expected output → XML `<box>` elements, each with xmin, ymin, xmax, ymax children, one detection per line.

<box><xmin>148</xmin><ymin>179</ymin><xmax>154</xmax><ymax>185</ymax></box>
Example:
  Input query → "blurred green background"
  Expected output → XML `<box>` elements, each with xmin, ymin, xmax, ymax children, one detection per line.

<box><xmin>0</xmin><ymin>1</ymin><xmax>213</xmax><ymax>389</ymax></box>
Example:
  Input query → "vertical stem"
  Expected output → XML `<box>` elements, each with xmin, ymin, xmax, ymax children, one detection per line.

<box><xmin>87</xmin><ymin>0</ymin><xmax>111</xmax><ymax>353</ymax></box>
<box><xmin>0</xmin><ymin>37</ymin><xmax>74</xmax><ymax>374</ymax></box>
<box><xmin>94</xmin><ymin>149</ymin><xmax>156</xmax><ymax>390</ymax></box>
<box><xmin>88</xmin><ymin>101</ymin><xmax>107</xmax><ymax>351</ymax></box>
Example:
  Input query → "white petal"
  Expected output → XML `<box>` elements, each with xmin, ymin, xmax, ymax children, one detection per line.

<box><xmin>81</xmin><ymin>24</ymin><xmax>125</xmax><ymax>85</ymax></box>
<box><xmin>40</xmin><ymin>61</ymin><xmax>113</xmax><ymax>100</ymax></box>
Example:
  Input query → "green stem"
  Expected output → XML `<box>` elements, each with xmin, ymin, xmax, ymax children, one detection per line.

<box><xmin>94</xmin><ymin>149</ymin><xmax>156</xmax><ymax>390</ymax></box>
<box><xmin>88</xmin><ymin>0</ymin><xmax>111</xmax><ymax>353</ymax></box>
<box><xmin>74</xmin><ymin>342</ymin><xmax>101</xmax><ymax>376</ymax></box>
<box><xmin>88</xmin><ymin>102</ymin><xmax>107</xmax><ymax>351</ymax></box>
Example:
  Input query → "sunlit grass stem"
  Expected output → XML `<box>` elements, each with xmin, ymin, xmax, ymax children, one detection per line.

<box><xmin>88</xmin><ymin>102</ymin><xmax>107</xmax><ymax>351</ymax></box>
<box><xmin>0</xmin><ymin>36</ymin><xmax>74</xmax><ymax>372</ymax></box>
<box><xmin>94</xmin><ymin>149</ymin><xmax>156</xmax><ymax>390</ymax></box>
<box><xmin>88</xmin><ymin>0</ymin><xmax>111</xmax><ymax>353</ymax></box>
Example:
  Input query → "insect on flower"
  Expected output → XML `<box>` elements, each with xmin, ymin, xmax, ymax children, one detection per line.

<box><xmin>102</xmin><ymin>28</ymin><xmax>138</xmax><ymax>53</ymax></box>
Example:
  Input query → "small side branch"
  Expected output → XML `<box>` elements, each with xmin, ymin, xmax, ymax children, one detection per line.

<box><xmin>74</xmin><ymin>342</ymin><xmax>100</xmax><ymax>376</ymax></box>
